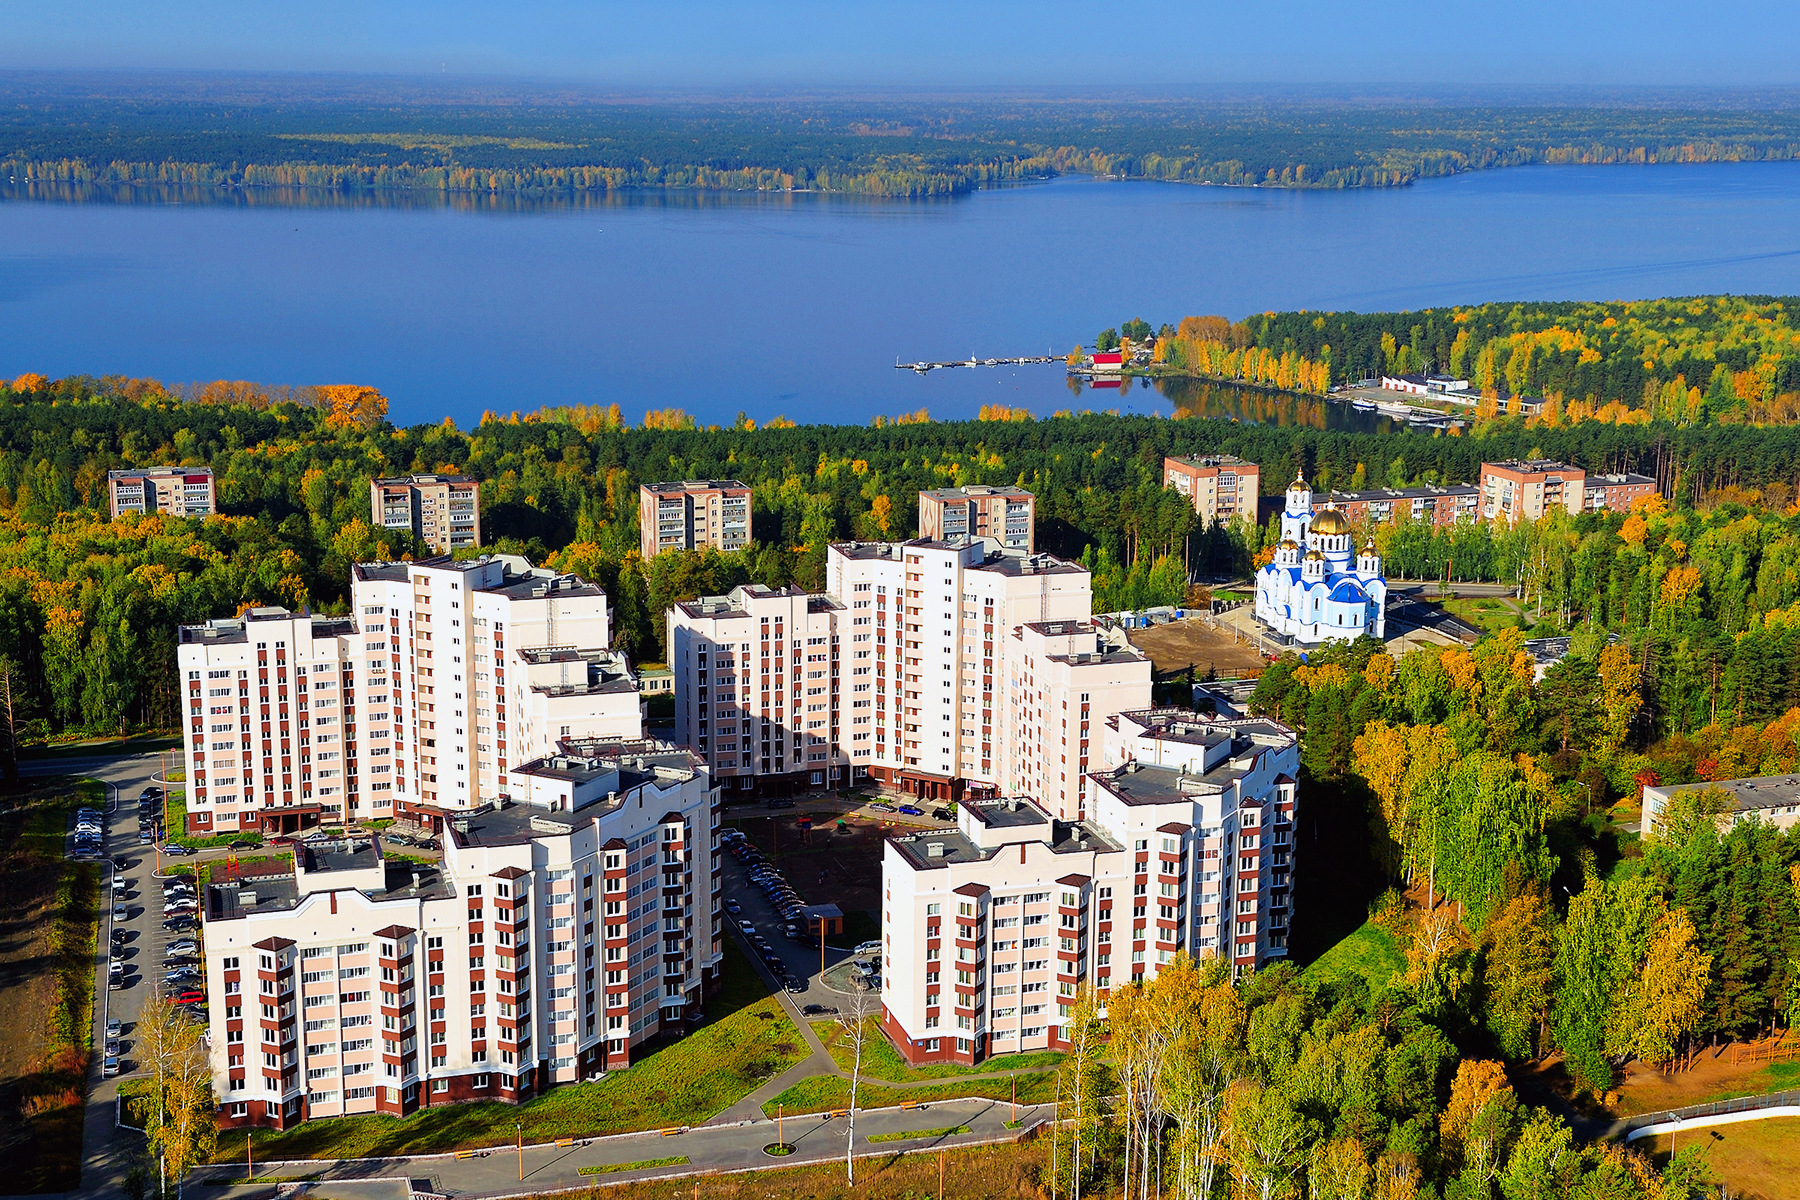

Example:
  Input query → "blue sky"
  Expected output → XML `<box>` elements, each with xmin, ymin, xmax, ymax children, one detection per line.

<box><xmin>7</xmin><ymin>0</ymin><xmax>1800</xmax><ymax>89</ymax></box>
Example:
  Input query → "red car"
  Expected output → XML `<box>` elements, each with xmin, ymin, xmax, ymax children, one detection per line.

<box><xmin>173</xmin><ymin>989</ymin><xmax>205</xmax><ymax>1005</ymax></box>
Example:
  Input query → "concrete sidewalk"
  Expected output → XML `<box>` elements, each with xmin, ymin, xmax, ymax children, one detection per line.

<box><xmin>187</xmin><ymin>1098</ymin><xmax>1046</xmax><ymax>1199</ymax></box>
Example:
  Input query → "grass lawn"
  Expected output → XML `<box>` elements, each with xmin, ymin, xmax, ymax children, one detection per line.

<box><xmin>1442</xmin><ymin>596</ymin><xmax>1523</xmax><ymax>634</ymax></box>
<box><xmin>836</xmin><ymin>910</ymin><xmax>880</xmax><ymax>947</ymax></box>
<box><xmin>816</xmin><ymin>1017</ymin><xmax>1063</xmax><ymax>1084</ymax></box>
<box><xmin>1301</xmin><ymin>920</ymin><xmax>1405</xmax><ymax>992</ymax></box>
<box><xmin>231</xmin><ymin>939</ymin><xmax>807</xmax><ymax>1161</ymax></box>
<box><xmin>764</xmin><ymin>1068</ymin><xmax>1059</xmax><ymax>1117</ymax></box>
<box><xmin>593</xmin><ymin>1134</ymin><xmax>1050</xmax><ymax>1200</ymax></box>
<box><xmin>3</xmin><ymin>778</ymin><xmax>104</xmax><ymax>1191</ymax></box>
<box><xmin>1640</xmin><ymin>1115</ymin><xmax>1800</xmax><ymax>1199</ymax></box>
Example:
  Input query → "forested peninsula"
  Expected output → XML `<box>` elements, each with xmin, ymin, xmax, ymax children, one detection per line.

<box><xmin>6</xmin><ymin>78</ymin><xmax>1800</xmax><ymax>198</ymax></box>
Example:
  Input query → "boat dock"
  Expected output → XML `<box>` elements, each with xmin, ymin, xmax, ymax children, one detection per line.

<box><xmin>896</xmin><ymin>355</ymin><xmax>1059</xmax><ymax>374</ymax></box>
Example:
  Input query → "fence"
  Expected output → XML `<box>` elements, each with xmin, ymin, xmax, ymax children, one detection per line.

<box><xmin>1617</xmin><ymin>1088</ymin><xmax>1800</xmax><ymax>1141</ymax></box>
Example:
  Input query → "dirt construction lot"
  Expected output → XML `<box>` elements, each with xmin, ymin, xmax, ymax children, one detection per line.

<box><xmin>1127</xmin><ymin>617</ymin><xmax>1268</xmax><ymax>677</ymax></box>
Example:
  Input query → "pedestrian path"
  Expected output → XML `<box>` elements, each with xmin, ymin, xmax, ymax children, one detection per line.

<box><xmin>183</xmin><ymin>1098</ymin><xmax>1046</xmax><ymax>1200</ymax></box>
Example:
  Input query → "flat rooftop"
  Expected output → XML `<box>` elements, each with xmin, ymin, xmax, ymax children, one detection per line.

<box><xmin>206</xmin><ymin>858</ymin><xmax>452</xmax><ymax>921</ymax></box>
<box><xmin>920</xmin><ymin>486</ymin><xmax>1033</xmax><ymax>500</ymax></box>
<box><xmin>1328</xmin><ymin>483</ymin><xmax>1478</xmax><ymax>502</ymax></box>
<box><xmin>372</xmin><ymin>474</ymin><xmax>475</xmax><ymax>485</ymax></box>
<box><xmin>1652</xmin><ymin>775</ymin><xmax>1800</xmax><ymax>814</ymax></box>
<box><xmin>964</xmin><ymin>797</ymin><xmax>1050</xmax><ymax>830</ymax></box>
<box><xmin>888</xmin><ymin>813</ymin><xmax>1118</xmax><ymax>869</ymax></box>
<box><xmin>178</xmin><ymin>608</ymin><xmax>356</xmax><ymax>646</ymax></box>
<box><xmin>643</xmin><ymin>480</ymin><xmax>750</xmax><ymax>494</ymax></box>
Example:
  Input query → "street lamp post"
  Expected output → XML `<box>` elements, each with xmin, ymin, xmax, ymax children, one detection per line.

<box><xmin>516</xmin><ymin>1122</ymin><xmax>523</xmax><ymax>1181</ymax></box>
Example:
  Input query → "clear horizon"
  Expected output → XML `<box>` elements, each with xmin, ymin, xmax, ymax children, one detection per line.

<box><xmin>7</xmin><ymin>0</ymin><xmax>1800</xmax><ymax>90</ymax></box>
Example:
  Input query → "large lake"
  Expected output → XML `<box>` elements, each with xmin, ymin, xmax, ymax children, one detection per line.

<box><xmin>3</xmin><ymin>163</ymin><xmax>1799</xmax><ymax>427</ymax></box>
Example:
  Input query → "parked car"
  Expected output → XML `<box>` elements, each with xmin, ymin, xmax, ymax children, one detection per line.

<box><xmin>869</xmin><ymin>802</ymin><xmax>896</xmax><ymax>813</ymax></box>
<box><xmin>898</xmin><ymin>804</ymin><xmax>924</xmax><ymax>816</ymax></box>
<box><xmin>160</xmin><ymin>843</ymin><xmax>194</xmax><ymax>857</ymax></box>
<box><xmin>229</xmin><ymin>840</ymin><xmax>257</xmax><ymax>851</ymax></box>
<box><xmin>783</xmin><ymin>977</ymin><xmax>806</xmax><ymax>994</ymax></box>
<box><xmin>102</xmin><ymin>1055</ymin><xmax>120</xmax><ymax>1077</ymax></box>
<box><xmin>738</xmin><ymin>920</ymin><xmax>755</xmax><ymax>933</ymax></box>
<box><xmin>113</xmin><ymin>905</ymin><xmax>129</xmax><ymax>921</ymax></box>
<box><xmin>801</xmin><ymin>1003</ymin><xmax>837</xmax><ymax>1016</ymax></box>
<box><xmin>106</xmin><ymin>1017</ymin><xmax>122</xmax><ymax>1039</ymax></box>
<box><xmin>853</xmin><ymin>940</ymin><xmax>883</xmax><ymax>956</ymax></box>
<box><xmin>723</xmin><ymin>900</ymin><xmax>741</xmax><ymax>915</ymax></box>
<box><xmin>767</xmin><ymin>798</ymin><xmax>795</xmax><ymax>809</ymax></box>
<box><xmin>932</xmin><ymin>807</ymin><xmax>955</xmax><ymax>822</ymax></box>
<box><xmin>140</xmin><ymin>787</ymin><xmax>163</xmax><ymax>800</ymax></box>
<box><xmin>171</xmin><ymin>990</ymin><xmax>206</xmax><ymax>1005</ymax></box>
<box><xmin>138</xmin><ymin>830</ymin><xmax>154</xmax><ymax>844</ymax></box>
<box><xmin>385</xmin><ymin>832</ymin><xmax>413</xmax><ymax>846</ymax></box>
<box><xmin>164</xmin><ymin>917</ymin><xmax>198</xmax><ymax>932</ymax></box>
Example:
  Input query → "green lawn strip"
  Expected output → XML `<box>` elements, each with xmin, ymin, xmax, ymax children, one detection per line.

<box><xmin>16</xmin><ymin>780</ymin><xmax>103</xmax><ymax>1191</ymax></box>
<box><xmin>18</xmin><ymin>734</ymin><xmax>179</xmax><ymax>760</ymax></box>
<box><xmin>867</xmin><ymin>1125</ymin><xmax>969</xmax><ymax>1143</ymax></box>
<box><xmin>1300</xmin><ymin>919</ymin><xmax>1404</xmax><ymax>992</ymax></box>
<box><xmin>764</xmin><ymin>1070</ymin><xmax>1059</xmax><ymax>1118</ymax></box>
<box><xmin>578</xmin><ymin>1156</ymin><xmax>689</xmax><ymax>1175</ymax></box>
<box><xmin>816</xmin><ymin>1017</ymin><xmax>1063</xmax><ymax>1083</ymax></box>
<box><xmin>228</xmin><ymin>940</ymin><xmax>805</xmax><ymax>1161</ymax></box>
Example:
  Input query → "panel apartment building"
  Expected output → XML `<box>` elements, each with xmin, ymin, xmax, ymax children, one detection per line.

<box><xmin>668</xmin><ymin>537</ymin><xmax>1149</xmax><ymax>815</ymax></box>
<box><xmin>371</xmin><ymin>475</ymin><xmax>481</xmax><ymax>554</ymax></box>
<box><xmin>639</xmin><ymin>481</ymin><xmax>752</xmax><ymax>560</ymax></box>
<box><xmin>201</xmin><ymin>737</ymin><xmax>720</xmax><ymax>1132</ymax></box>
<box><xmin>917</xmin><ymin>486</ymin><xmax>1035</xmax><ymax>552</ymax></box>
<box><xmin>178</xmin><ymin>555</ymin><xmax>637</xmax><ymax>838</ymax></box>
<box><xmin>108</xmin><ymin>466</ymin><xmax>216</xmax><ymax>519</ymax></box>
<box><xmin>1162</xmin><ymin>456</ymin><xmax>1259</xmax><ymax>526</ymax></box>
<box><xmin>879</xmin><ymin>709</ymin><xmax>1298</xmax><ymax>1066</ymax></box>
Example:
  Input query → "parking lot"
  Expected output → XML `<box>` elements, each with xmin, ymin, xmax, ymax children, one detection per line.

<box><xmin>84</xmin><ymin>784</ymin><xmax>207</xmax><ymax>1080</ymax></box>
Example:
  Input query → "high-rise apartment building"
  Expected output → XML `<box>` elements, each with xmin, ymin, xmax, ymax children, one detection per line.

<box><xmin>879</xmin><ymin>709</ymin><xmax>1298</xmax><ymax>1065</ymax></box>
<box><xmin>201</xmin><ymin>737</ymin><xmax>719</xmax><ymax>1132</ymax></box>
<box><xmin>370</xmin><ymin>475</ymin><xmax>481</xmax><ymax>554</ymax></box>
<box><xmin>1479</xmin><ymin>460</ymin><xmax>1585</xmax><ymax>521</ymax></box>
<box><xmin>108</xmin><ymin>467</ymin><xmax>216</xmax><ymax>519</ymax></box>
<box><xmin>668</xmin><ymin>538</ymin><xmax>1150</xmax><ymax>806</ymax></box>
<box><xmin>178</xmin><ymin>555</ymin><xmax>631</xmax><ymax>837</ymax></box>
<box><xmin>917</xmin><ymin>487</ymin><xmax>1035</xmax><ymax>552</ymax></box>
<box><xmin>1161</xmin><ymin>456</ymin><xmax>1259</xmax><ymax>526</ymax></box>
<box><xmin>638</xmin><ymin>481</ymin><xmax>752</xmax><ymax>560</ymax></box>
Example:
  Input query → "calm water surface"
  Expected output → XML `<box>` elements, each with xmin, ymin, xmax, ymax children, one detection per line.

<box><xmin>2</xmin><ymin>164</ymin><xmax>1798</xmax><ymax>426</ymax></box>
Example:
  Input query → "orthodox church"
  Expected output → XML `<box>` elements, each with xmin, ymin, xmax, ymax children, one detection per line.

<box><xmin>1254</xmin><ymin>473</ymin><xmax>1388</xmax><ymax>644</ymax></box>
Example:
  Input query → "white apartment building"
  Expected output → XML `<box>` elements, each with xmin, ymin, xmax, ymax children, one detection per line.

<box><xmin>203</xmin><ymin>738</ymin><xmax>720</xmax><ymax>1133</ymax></box>
<box><xmin>1006</xmin><ymin>620</ymin><xmax>1154</xmax><ymax>821</ymax></box>
<box><xmin>667</xmin><ymin>538</ymin><xmax>1144</xmax><ymax>802</ymax></box>
<box><xmin>879</xmin><ymin>710</ymin><xmax>1297</xmax><ymax>1066</ymax></box>
<box><xmin>179</xmin><ymin>555</ymin><xmax>634</xmax><ymax>838</ymax></box>
<box><xmin>667</xmin><ymin>586</ymin><xmax>847</xmax><ymax>794</ymax></box>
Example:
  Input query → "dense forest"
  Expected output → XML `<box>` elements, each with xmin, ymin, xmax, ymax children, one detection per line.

<box><xmin>1109</xmin><ymin>296</ymin><xmax>1800</xmax><ymax>430</ymax></box>
<box><xmin>6</xmin><ymin>77</ymin><xmax>1800</xmax><ymax>197</ymax></box>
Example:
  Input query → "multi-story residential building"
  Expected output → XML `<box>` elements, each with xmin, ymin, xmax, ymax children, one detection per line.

<box><xmin>1005</xmin><ymin>620</ymin><xmax>1155</xmax><ymax>821</ymax></box>
<box><xmin>667</xmin><ymin>538</ymin><xmax>1150</xmax><ymax>809</ymax></box>
<box><xmin>1326</xmin><ymin>483</ymin><xmax>1480</xmax><ymax>528</ymax></box>
<box><xmin>917</xmin><ymin>487</ymin><xmax>1036</xmax><ymax>552</ymax></box>
<box><xmin>666</xmin><ymin>585</ymin><xmax>847</xmax><ymax>795</ymax></box>
<box><xmin>1162</xmin><ymin>456</ymin><xmax>1259</xmax><ymax>526</ymax></box>
<box><xmin>1480</xmin><ymin>460</ymin><xmax>1586</xmax><ymax>521</ymax></box>
<box><xmin>879</xmin><ymin>709</ymin><xmax>1298</xmax><ymax>1065</ymax></box>
<box><xmin>108</xmin><ymin>467</ymin><xmax>216</xmax><ymax>519</ymax></box>
<box><xmin>638</xmin><ymin>481</ymin><xmax>752</xmax><ymax>560</ymax></box>
<box><xmin>179</xmin><ymin>555</ymin><xmax>630</xmax><ymax>838</ymax></box>
<box><xmin>827</xmin><ymin>539</ymin><xmax>1100</xmax><ymax>802</ymax></box>
<box><xmin>201</xmin><ymin>736</ymin><xmax>719</xmax><ymax>1132</ymax></box>
<box><xmin>1583</xmin><ymin>472</ymin><xmax>1658</xmax><ymax>512</ymax></box>
<box><xmin>370</xmin><ymin>475</ymin><xmax>482</xmax><ymax>554</ymax></box>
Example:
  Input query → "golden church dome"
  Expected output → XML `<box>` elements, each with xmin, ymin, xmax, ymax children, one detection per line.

<box><xmin>1279</xmin><ymin>538</ymin><xmax>1299</xmax><ymax>550</ymax></box>
<box><xmin>1310</xmin><ymin>506</ymin><xmax>1352</xmax><ymax>536</ymax></box>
